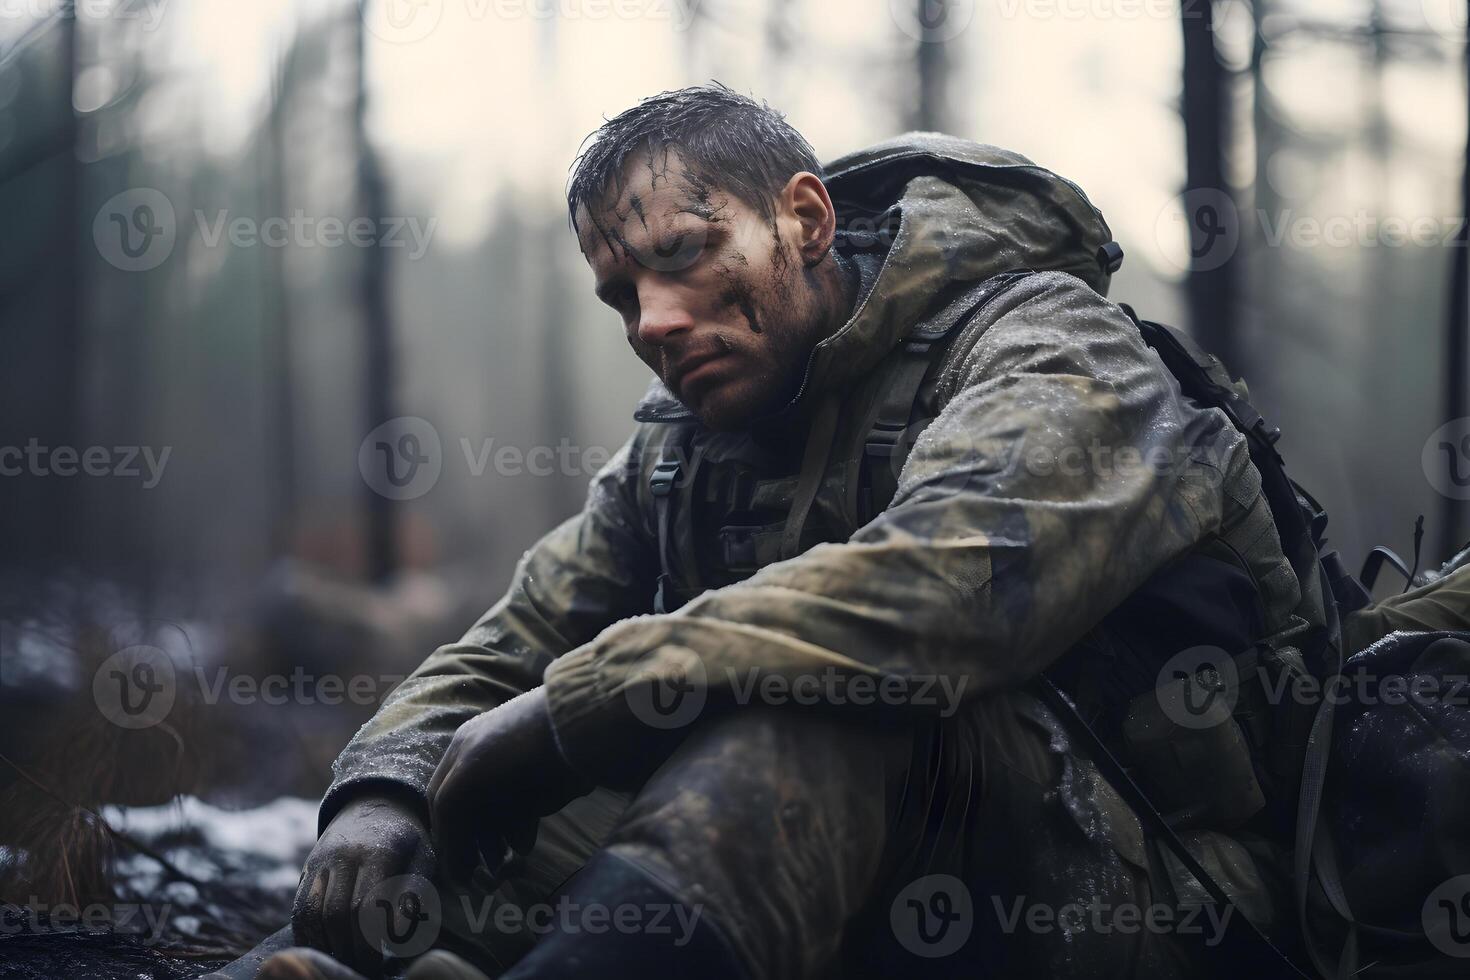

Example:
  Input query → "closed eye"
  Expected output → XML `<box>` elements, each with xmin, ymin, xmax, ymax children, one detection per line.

<box><xmin>597</xmin><ymin>282</ymin><xmax>637</xmax><ymax>317</ymax></box>
<box><xmin>640</xmin><ymin>232</ymin><xmax>705</xmax><ymax>273</ymax></box>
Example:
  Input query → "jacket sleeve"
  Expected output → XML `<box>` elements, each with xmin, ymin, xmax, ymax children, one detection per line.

<box><xmin>543</xmin><ymin>271</ymin><xmax>1254</xmax><ymax>777</ymax></box>
<box><xmin>1342</xmin><ymin>563</ymin><xmax>1470</xmax><ymax>655</ymax></box>
<box><xmin>319</xmin><ymin>430</ymin><xmax>659</xmax><ymax>830</ymax></box>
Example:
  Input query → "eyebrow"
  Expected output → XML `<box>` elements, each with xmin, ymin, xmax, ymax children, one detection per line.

<box><xmin>589</xmin><ymin>210</ymin><xmax>730</xmax><ymax>301</ymax></box>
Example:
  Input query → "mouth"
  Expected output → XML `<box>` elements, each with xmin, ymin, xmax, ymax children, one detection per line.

<box><xmin>670</xmin><ymin>350</ymin><xmax>730</xmax><ymax>397</ymax></box>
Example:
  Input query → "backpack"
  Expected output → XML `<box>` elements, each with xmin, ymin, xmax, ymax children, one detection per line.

<box><xmin>1306</xmin><ymin>628</ymin><xmax>1470</xmax><ymax>977</ymax></box>
<box><xmin>864</xmin><ymin>273</ymin><xmax>1470</xmax><ymax>978</ymax></box>
<box><xmin>646</xmin><ymin>259</ymin><xmax>1470</xmax><ymax>977</ymax></box>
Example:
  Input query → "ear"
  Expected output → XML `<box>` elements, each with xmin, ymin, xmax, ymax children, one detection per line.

<box><xmin>779</xmin><ymin>171</ymin><xmax>838</xmax><ymax>267</ymax></box>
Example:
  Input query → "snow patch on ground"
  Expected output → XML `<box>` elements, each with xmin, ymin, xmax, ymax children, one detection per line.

<box><xmin>104</xmin><ymin>795</ymin><xmax>318</xmax><ymax>866</ymax></box>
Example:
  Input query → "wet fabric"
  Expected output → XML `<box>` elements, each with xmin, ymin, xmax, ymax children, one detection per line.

<box><xmin>430</xmin><ymin>698</ymin><xmax>1273</xmax><ymax>980</ymax></box>
<box><xmin>1342</xmin><ymin>564</ymin><xmax>1470</xmax><ymax>655</ymax></box>
<box><xmin>316</xmin><ymin>134</ymin><xmax>1314</xmax><ymax>976</ymax></box>
<box><xmin>1312</xmin><ymin>631</ymin><xmax>1470</xmax><ymax>977</ymax></box>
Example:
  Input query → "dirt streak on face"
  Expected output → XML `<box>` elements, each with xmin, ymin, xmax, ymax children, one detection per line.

<box><xmin>577</xmin><ymin>146</ymin><xmax>851</xmax><ymax>430</ymax></box>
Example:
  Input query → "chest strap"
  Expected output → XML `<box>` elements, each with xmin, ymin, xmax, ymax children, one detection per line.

<box><xmin>651</xmin><ymin>427</ymin><xmax>702</xmax><ymax>614</ymax></box>
<box><xmin>861</xmin><ymin>270</ymin><xmax>1036</xmax><ymax>521</ymax></box>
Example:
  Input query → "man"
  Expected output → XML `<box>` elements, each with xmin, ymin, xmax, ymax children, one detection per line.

<box><xmin>247</xmin><ymin>84</ymin><xmax>1311</xmax><ymax>980</ymax></box>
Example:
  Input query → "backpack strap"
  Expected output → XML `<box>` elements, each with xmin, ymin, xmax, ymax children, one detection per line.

<box><xmin>1116</xmin><ymin>303</ymin><xmax>1378</xmax><ymax>979</ymax></box>
<box><xmin>650</xmin><ymin>425</ymin><xmax>703</xmax><ymax>614</ymax></box>
<box><xmin>860</xmin><ymin>270</ymin><xmax>1036</xmax><ymax>521</ymax></box>
<box><xmin>1116</xmin><ymin>305</ymin><xmax>1374</xmax><ymax>629</ymax></box>
<box><xmin>1036</xmin><ymin>677</ymin><xmax>1318</xmax><ymax>978</ymax></box>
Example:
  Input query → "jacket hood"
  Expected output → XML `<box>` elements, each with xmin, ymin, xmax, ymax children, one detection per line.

<box><xmin>810</xmin><ymin>133</ymin><xmax>1117</xmax><ymax>393</ymax></box>
<box><xmin>634</xmin><ymin>132</ymin><xmax>1117</xmax><ymax>421</ymax></box>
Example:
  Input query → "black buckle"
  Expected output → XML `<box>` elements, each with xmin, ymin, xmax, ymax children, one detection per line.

<box><xmin>864</xmin><ymin>421</ymin><xmax>907</xmax><ymax>459</ymax></box>
<box><xmin>1224</xmin><ymin>392</ymin><xmax>1283</xmax><ymax>452</ymax></box>
<box><xmin>650</xmin><ymin>460</ymin><xmax>681</xmax><ymax>497</ymax></box>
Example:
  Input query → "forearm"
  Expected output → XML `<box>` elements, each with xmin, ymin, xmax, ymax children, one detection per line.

<box><xmin>544</xmin><ymin>274</ymin><xmax>1235</xmax><ymax>775</ymax></box>
<box><xmin>319</xmin><ymin>435</ymin><xmax>658</xmax><ymax>830</ymax></box>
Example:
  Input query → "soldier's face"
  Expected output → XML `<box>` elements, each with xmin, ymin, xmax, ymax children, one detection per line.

<box><xmin>577</xmin><ymin>148</ymin><xmax>846</xmax><ymax>430</ymax></box>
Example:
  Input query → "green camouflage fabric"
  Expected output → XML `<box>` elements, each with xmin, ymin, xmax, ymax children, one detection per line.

<box><xmin>1344</xmin><ymin>564</ymin><xmax>1470</xmax><ymax>655</ymax></box>
<box><xmin>322</xmin><ymin>133</ymin><xmax>1309</xmax><ymax>820</ymax></box>
<box><xmin>307</xmin><ymin>134</ymin><xmax>1329</xmax><ymax>977</ymax></box>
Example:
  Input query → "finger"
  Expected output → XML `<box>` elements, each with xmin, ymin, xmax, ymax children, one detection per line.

<box><xmin>433</xmin><ymin>812</ymin><xmax>477</xmax><ymax>886</ymax></box>
<box><xmin>427</xmin><ymin>764</ymin><xmax>463</xmax><ymax>856</ymax></box>
<box><xmin>292</xmin><ymin>864</ymin><xmax>331</xmax><ymax>952</ymax></box>
<box><xmin>407</xmin><ymin>827</ymin><xmax>438</xmax><ymax>885</ymax></box>
<box><xmin>502</xmin><ymin>815</ymin><xmax>538</xmax><ymax>857</ymax></box>
<box><xmin>322</xmin><ymin>860</ymin><xmax>359</xmax><ymax>966</ymax></box>
<box><xmin>473</xmin><ymin>829</ymin><xmax>512</xmax><ymax>881</ymax></box>
<box><xmin>426</xmin><ymin>737</ymin><xmax>461</xmax><ymax>802</ymax></box>
<box><xmin>349</xmin><ymin>858</ymin><xmax>389</xmax><ymax>977</ymax></box>
<box><xmin>431</xmin><ymin>790</ymin><xmax>482</xmax><ymax>887</ymax></box>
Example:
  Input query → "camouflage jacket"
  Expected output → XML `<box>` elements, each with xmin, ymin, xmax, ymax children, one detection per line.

<box><xmin>321</xmin><ymin>135</ymin><xmax>1310</xmax><ymax>825</ymax></box>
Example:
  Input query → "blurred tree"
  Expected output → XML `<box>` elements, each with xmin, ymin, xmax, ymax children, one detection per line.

<box><xmin>0</xmin><ymin>12</ymin><xmax>83</xmax><ymax>574</ymax></box>
<box><xmin>1446</xmin><ymin>0</ymin><xmax>1470</xmax><ymax>559</ymax></box>
<box><xmin>354</xmin><ymin>1</ymin><xmax>399</xmax><ymax>584</ymax></box>
<box><xmin>910</xmin><ymin>0</ymin><xmax>953</xmax><ymax>133</ymax></box>
<box><xmin>1180</xmin><ymin>0</ymin><xmax>1235</xmax><ymax>361</ymax></box>
<box><xmin>263</xmin><ymin>35</ymin><xmax>305</xmax><ymax>559</ymax></box>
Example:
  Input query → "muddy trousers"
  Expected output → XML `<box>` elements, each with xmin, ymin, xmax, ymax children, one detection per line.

<box><xmin>434</xmin><ymin>690</ymin><xmax>1251</xmax><ymax>980</ymax></box>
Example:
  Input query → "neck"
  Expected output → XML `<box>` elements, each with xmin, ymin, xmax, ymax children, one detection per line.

<box><xmin>832</xmin><ymin>247</ymin><xmax>859</xmax><ymax>314</ymax></box>
<box><xmin>814</xmin><ymin>246</ymin><xmax>860</xmax><ymax>341</ymax></box>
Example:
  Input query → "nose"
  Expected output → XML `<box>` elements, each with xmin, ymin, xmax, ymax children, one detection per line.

<box><xmin>635</xmin><ymin>285</ymin><xmax>694</xmax><ymax>348</ymax></box>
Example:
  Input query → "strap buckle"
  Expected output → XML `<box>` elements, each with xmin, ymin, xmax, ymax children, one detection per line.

<box><xmin>650</xmin><ymin>460</ymin><xmax>682</xmax><ymax>497</ymax></box>
<box><xmin>864</xmin><ymin>421</ymin><xmax>908</xmax><ymax>459</ymax></box>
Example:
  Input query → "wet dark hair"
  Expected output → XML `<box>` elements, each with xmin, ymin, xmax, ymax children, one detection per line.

<box><xmin>566</xmin><ymin>82</ymin><xmax>823</xmax><ymax>232</ymax></box>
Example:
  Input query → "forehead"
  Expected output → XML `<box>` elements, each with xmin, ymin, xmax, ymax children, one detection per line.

<box><xmin>575</xmin><ymin>146</ymin><xmax>741</xmax><ymax>264</ymax></box>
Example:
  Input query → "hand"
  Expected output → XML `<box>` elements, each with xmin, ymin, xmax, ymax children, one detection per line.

<box><xmin>427</xmin><ymin>687</ymin><xmax>591</xmax><ymax>885</ymax></box>
<box><xmin>291</xmin><ymin>792</ymin><xmax>433</xmax><ymax>975</ymax></box>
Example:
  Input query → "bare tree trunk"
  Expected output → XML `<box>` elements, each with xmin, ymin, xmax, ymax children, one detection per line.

<box><xmin>0</xmin><ymin>15</ymin><xmax>85</xmax><ymax>575</ymax></box>
<box><xmin>55</xmin><ymin>10</ymin><xmax>86</xmax><ymax>573</ymax></box>
<box><xmin>264</xmin><ymin>40</ymin><xmax>302</xmax><ymax>559</ymax></box>
<box><xmin>533</xmin><ymin>17</ymin><xmax>580</xmax><ymax>519</ymax></box>
<box><xmin>1444</xmin><ymin>0</ymin><xmax>1470</xmax><ymax>560</ymax></box>
<box><xmin>1180</xmin><ymin>0</ymin><xmax>1235</xmax><ymax>360</ymax></box>
<box><xmin>354</xmin><ymin>4</ymin><xmax>398</xmax><ymax>584</ymax></box>
<box><xmin>909</xmin><ymin>0</ymin><xmax>953</xmax><ymax>132</ymax></box>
